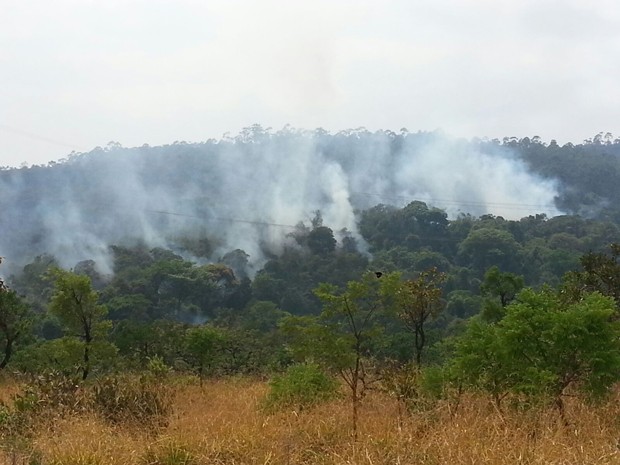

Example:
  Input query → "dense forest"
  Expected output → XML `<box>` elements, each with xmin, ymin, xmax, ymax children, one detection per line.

<box><xmin>2</xmin><ymin>128</ymin><xmax>620</xmax><ymax>462</ymax></box>
<box><xmin>5</xmin><ymin>126</ymin><xmax>620</xmax><ymax>275</ymax></box>
<box><xmin>2</xmin><ymin>127</ymin><xmax>620</xmax><ymax>375</ymax></box>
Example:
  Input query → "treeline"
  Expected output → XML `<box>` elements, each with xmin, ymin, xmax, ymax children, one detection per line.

<box><xmin>2</xmin><ymin>200</ymin><xmax>620</xmax><ymax>379</ymax></box>
<box><xmin>4</xmin><ymin>127</ymin><xmax>620</xmax><ymax>219</ymax></box>
<box><xmin>2</xmin><ymin>237</ymin><xmax>620</xmax><ymax>433</ymax></box>
<box><xmin>3</xmin><ymin>127</ymin><xmax>620</xmax><ymax>281</ymax></box>
<box><xmin>2</xmin><ymin>126</ymin><xmax>620</xmax><ymax>426</ymax></box>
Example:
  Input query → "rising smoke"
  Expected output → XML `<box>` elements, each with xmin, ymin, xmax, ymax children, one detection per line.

<box><xmin>0</xmin><ymin>127</ymin><xmax>561</xmax><ymax>276</ymax></box>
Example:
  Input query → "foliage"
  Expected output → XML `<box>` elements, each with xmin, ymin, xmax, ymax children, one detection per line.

<box><xmin>49</xmin><ymin>268</ymin><xmax>111</xmax><ymax>380</ymax></box>
<box><xmin>282</xmin><ymin>271</ymin><xmax>398</xmax><ymax>435</ymax></box>
<box><xmin>561</xmin><ymin>243</ymin><xmax>620</xmax><ymax>309</ymax></box>
<box><xmin>382</xmin><ymin>363</ymin><xmax>453</xmax><ymax>414</ymax></box>
<box><xmin>458</xmin><ymin>228</ymin><xmax>522</xmax><ymax>274</ymax></box>
<box><xmin>450</xmin><ymin>287</ymin><xmax>620</xmax><ymax>414</ymax></box>
<box><xmin>479</xmin><ymin>266</ymin><xmax>524</xmax><ymax>322</ymax></box>
<box><xmin>262</xmin><ymin>362</ymin><xmax>340</xmax><ymax>412</ymax></box>
<box><xmin>11</xmin><ymin>337</ymin><xmax>118</xmax><ymax>376</ymax></box>
<box><xmin>502</xmin><ymin>289</ymin><xmax>620</xmax><ymax>403</ymax></box>
<box><xmin>449</xmin><ymin>317</ymin><xmax>513</xmax><ymax>409</ymax></box>
<box><xmin>111</xmin><ymin>319</ymin><xmax>185</xmax><ymax>369</ymax></box>
<box><xmin>307</xmin><ymin>226</ymin><xmax>337</xmax><ymax>255</ymax></box>
<box><xmin>386</xmin><ymin>268</ymin><xmax>447</xmax><ymax>366</ymax></box>
<box><xmin>184</xmin><ymin>326</ymin><xmax>224</xmax><ymax>382</ymax></box>
<box><xmin>0</xmin><ymin>288</ymin><xmax>32</xmax><ymax>370</ymax></box>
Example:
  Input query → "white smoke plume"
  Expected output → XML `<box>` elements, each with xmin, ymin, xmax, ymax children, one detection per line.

<box><xmin>0</xmin><ymin>127</ymin><xmax>561</xmax><ymax>276</ymax></box>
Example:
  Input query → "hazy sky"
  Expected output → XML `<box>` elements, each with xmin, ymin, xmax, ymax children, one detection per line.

<box><xmin>1</xmin><ymin>0</ymin><xmax>619</xmax><ymax>167</ymax></box>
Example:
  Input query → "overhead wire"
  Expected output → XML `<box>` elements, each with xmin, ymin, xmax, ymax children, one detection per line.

<box><xmin>0</xmin><ymin>124</ymin><xmax>86</xmax><ymax>151</ymax></box>
<box><xmin>146</xmin><ymin>189</ymin><xmax>556</xmax><ymax>236</ymax></box>
<box><xmin>3</xmin><ymin>123</ymin><xmax>559</xmax><ymax>217</ymax></box>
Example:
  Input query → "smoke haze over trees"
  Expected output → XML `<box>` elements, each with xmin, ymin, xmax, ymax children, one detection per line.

<box><xmin>0</xmin><ymin>126</ymin><xmax>576</xmax><ymax>274</ymax></box>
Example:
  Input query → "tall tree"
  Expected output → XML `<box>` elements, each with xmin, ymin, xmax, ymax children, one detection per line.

<box><xmin>480</xmin><ymin>266</ymin><xmax>524</xmax><ymax>322</ymax></box>
<box><xmin>0</xmin><ymin>259</ymin><xmax>32</xmax><ymax>369</ymax></box>
<box><xmin>282</xmin><ymin>271</ymin><xmax>398</xmax><ymax>437</ymax></box>
<box><xmin>389</xmin><ymin>268</ymin><xmax>446</xmax><ymax>367</ymax></box>
<box><xmin>184</xmin><ymin>325</ymin><xmax>224</xmax><ymax>385</ymax></box>
<box><xmin>561</xmin><ymin>243</ymin><xmax>620</xmax><ymax>310</ymax></box>
<box><xmin>49</xmin><ymin>268</ymin><xmax>110</xmax><ymax>380</ymax></box>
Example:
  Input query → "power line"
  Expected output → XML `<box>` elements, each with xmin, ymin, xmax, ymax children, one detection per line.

<box><xmin>146</xmin><ymin>210</ymin><xmax>298</xmax><ymax>229</ymax></box>
<box><xmin>0</xmin><ymin>124</ymin><xmax>86</xmax><ymax>151</ymax></box>
<box><xmin>0</xmin><ymin>124</ymin><xmax>559</xmax><ymax>214</ymax></box>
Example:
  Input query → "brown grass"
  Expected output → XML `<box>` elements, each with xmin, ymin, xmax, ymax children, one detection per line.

<box><xmin>0</xmin><ymin>375</ymin><xmax>22</xmax><ymax>406</ymax></box>
<box><xmin>2</xmin><ymin>377</ymin><xmax>620</xmax><ymax>464</ymax></box>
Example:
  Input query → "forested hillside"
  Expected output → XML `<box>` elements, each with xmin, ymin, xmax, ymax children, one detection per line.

<box><xmin>2</xmin><ymin>128</ymin><xmax>620</xmax><ymax>463</ymax></box>
<box><xmin>2</xmin><ymin>127</ymin><xmax>620</xmax><ymax>365</ymax></box>
<box><xmin>3</xmin><ymin>127</ymin><xmax>620</xmax><ymax>280</ymax></box>
<box><xmin>0</xmin><ymin>126</ymin><xmax>565</xmax><ymax>274</ymax></box>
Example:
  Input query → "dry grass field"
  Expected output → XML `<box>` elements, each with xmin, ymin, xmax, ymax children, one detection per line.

<box><xmin>2</xmin><ymin>376</ymin><xmax>620</xmax><ymax>465</ymax></box>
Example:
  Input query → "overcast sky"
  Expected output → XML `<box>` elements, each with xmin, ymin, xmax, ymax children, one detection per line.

<box><xmin>1</xmin><ymin>0</ymin><xmax>619</xmax><ymax>167</ymax></box>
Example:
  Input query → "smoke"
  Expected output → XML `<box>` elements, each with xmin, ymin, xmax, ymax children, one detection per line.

<box><xmin>0</xmin><ymin>128</ymin><xmax>561</xmax><ymax>276</ymax></box>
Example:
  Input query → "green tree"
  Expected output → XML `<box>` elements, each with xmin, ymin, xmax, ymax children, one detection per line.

<box><xmin>451</xmin><ymin>287</ymin><xmax>620</xmax><ymax>419</ymax></box>
<box><xmin>282</xmin><ymin>271</ymin><xmax>397</xmax><ymax>437</ymax></box>
<box><xmin>0</xmin><ymin>260</ymin><xmax>33</xmax><ymax>369</ymax></box>
<box><xmin>0</xmin><ymin>289</ymin><xmax>32</xmax><ymax>369</ymax></box>
<box><xmin>479</xmin><ymin>266</ymin><xmax>524</xmax><ymax>322</ymax></box>
<box><xmin>459</xmin><ymin>228</ymin><xmax>522</xmax><ymax>274</ymax></box>
<box><xmin>263</xmin><ymin>362</ymin><xmax>339</xmax><ymax>412</ymax></box>
<box><xmin>184</xmin><ymin>325</ymin><xmax>224</xmax><ymax>385</ymax></box>
<box><xmin>307</xmin><ymin>226</ymin><xmax>337</xmax><ymax>255</ymax></box>
<box><xmin>445</xmin><ymin>290</ymin><xmax>482</xmax><ymax>319</ymax></box>
<box><xmin>387</xmin><ymin>268</ymin><xmax>446</xmax><ymax>367</ymax></box>
<box><xmin>49</xmin><ymin>268</ymin><xmax>111</xmax><ymax>380</ymax></box>
<box><xmin>502</xmin><ymin>289</ymin><xmax>620</xmax><ymax>417</ymax></box>
<box><xmin>562</xmin><ymin>243</ymin><xmax>620</xmax><ymax>310</ymax></box>
<box><xmin>450</xmin><ymin>317</ymin><xmax>512</xmax><ymax>410</ymax></box>
<box><xmin>10</xmin><ymin>254</ymin><xmax>58</xmax><ymax>314</ymax></box>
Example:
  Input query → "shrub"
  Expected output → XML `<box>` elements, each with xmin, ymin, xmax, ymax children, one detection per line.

<box><xmin>382</xmin><ymin>363</ymin><xmax>454</xmax><ymax>414</ymax></box>
<box><xmin>146</xmin><ymin>355</ymin><xmax>172</xmax><ymax>379</ymax></box>
<box><xmin>263</xmin><ymin>362</ymin><xmax>339</xmax><ymax>412</ymax></box>
<box><xmin>13</xmin><ymin>370</ymin><xmax>84</xmax><ymax>418</ymax></box>
<box><xmin>92</xmin><ymin>374</ymin><xmax>173</xmax><ymax>429</ymax></box>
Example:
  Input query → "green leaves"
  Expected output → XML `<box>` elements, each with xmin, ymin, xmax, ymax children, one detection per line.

<box><xmin>49</xmin><ymin>268</ymin><xmax>108</xmax><ymax>340</ymax></box>
<box><xmin>0</xmin><ymin>288</ymin><xmax>33</xmax><ymax>369</ymax></box>
<box><xmin>263</xmin><ymin>362</ymin><xmax>340</xmax><ymax>412</ymax></box>
<box><xmin>451</xmin><ymin>287</ymin><xmax>620</xmax><ymax>408</ymax></box>
<box><xmin>184</xmin><ymin>326</ymin><xmax>225</xmax><ymax>380</ymax></box>
<box><xmin>49</xmin><ymin>268</ymin><xmax>112</xmax><ymax>379</ymax></box>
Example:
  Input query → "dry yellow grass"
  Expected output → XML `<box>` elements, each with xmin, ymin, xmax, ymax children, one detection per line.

<box><xmin>2</xmin><ymin>377</ymin><xmax>620</xmax><ymax>464</ymax></box>
<box><xmin>0</xmin><ymin>375</ymin><xmax>22</xmax><ymax>406</ymax></box>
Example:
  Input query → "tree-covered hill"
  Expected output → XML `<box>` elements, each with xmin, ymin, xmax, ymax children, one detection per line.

<box><xmin>1</xmin><ymin>126</ymin><xmax>587</xmax><ymax>275</ymax></box>
<box><xmin>3</xmin><ymin>129</ymin><xmax>620</xmax><ymax>443</ymax></box>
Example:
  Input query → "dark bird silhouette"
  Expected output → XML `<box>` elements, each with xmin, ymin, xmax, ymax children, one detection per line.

<box><xmin>375</xmin><ymin>271</ymin><xmax>383</xmax><ymax>278</ymax></box>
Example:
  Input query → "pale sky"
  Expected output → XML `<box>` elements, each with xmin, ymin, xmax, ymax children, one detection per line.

<box><xmin>1</xmin><ymin>0</ymin><xmax>619</xmax><ymax>167</ymax></box>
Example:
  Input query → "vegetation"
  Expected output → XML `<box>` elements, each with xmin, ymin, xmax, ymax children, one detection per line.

<box><xmin>1</xmin><ymin>378</ymin><xmax>620</xmax><ymax>464</ymax></box>
<box><xmin>2</xmin><ymin>130</ymin><xmax>620</xmax><ymax>461</ymax></box>
<box><xmin>262</xmin><ymin>362</ymin><xmax>340</xmax><ymax>412</ymax></box>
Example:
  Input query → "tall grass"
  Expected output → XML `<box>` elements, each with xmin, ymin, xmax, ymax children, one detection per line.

<box><xmin>2</xmin><ymin>376</ymin><xmax>620</xmax><ymax>464</ymax></box>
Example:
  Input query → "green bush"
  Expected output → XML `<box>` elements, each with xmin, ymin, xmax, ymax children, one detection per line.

<box><xmin>263</xmin><ymin>362</ymin><xmax>339</xmax><ymax>412</ymax></box>
<box><xmin>12</xmin><ymin>338</ymin><xmax>119</xmax><ymax>377</ymax></box>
